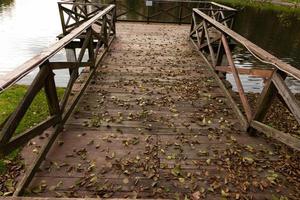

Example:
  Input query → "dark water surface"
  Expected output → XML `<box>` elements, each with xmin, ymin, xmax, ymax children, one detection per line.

<box><xmin>0</xmin><ymin>0</ymin><xmax>300</xmax><ymax>91</ymax></box>
<box><xmin>229</xmin><ymin>6</ymin><xmax>300</xmax><ymax>92</ymax></box>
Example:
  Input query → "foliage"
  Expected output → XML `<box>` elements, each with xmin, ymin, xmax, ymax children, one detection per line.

<box><xmin>216</xmin><ymin>0</ymin><xmax>300</xmax><ymax>13</ymax></box>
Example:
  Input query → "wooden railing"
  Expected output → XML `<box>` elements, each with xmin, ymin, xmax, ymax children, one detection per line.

<box><xmin>80</xmin><ymin>0</ymin><xmax>236</xmax><ymax>24</ymax></box>
<box><xmin>190</xmin><ymin>8</ymin><xmax>300</xmax><ymax>151</ymax></box>
<box><xmin>119</xmin><ymin>0</ymin><xmax>236</xmax><ymax>24</ymax></box>
<box><xmin>0</xmin><ymin>3</ymin><xmax>116</xmax><ymax>195</ymax></box>
<box><xmin>58</xmin><ymin>1</ymin><xmax>115</xmax><ymax>35</ymax></box>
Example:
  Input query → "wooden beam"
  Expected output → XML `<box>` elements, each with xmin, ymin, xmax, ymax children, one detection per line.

<box><xmin>221</xmin><ymin>35</ymin><xmax>252</xmax><ymax>121</ymax></box>
<box><xmin>251</xmin><ymin>70</ymin><xmax>282</xmax><ymax>123</ymax></box>
<box><xmin>49</xmin><ymin>61</ymin><xmax>91</xmax><ymax>70</ymax></box>
<box><xmin>0</xmin><ymin>116</ymin><xmax>59</xmax><ymax>157</ymax></box>
<box><xmin>210</xmin><ymin>2</ymin><xmax>237</xmax><ymax>11</ymax></box>
<box><xmin>13</xmin><ymin>123</ymin><xmax>64</xmax><ymax>196</ymax></box>
<box><xmin>60</xmin><ymin>29</ymin><xmax>92</xmax><ymax>113</ymax></box>
<box><xmin>272</xmin><ymin>72</ymin><xmax>300</xmax><ymax>124</ymax></box>
<box><xmin>203</xmin><ymin>21</ymin><xmax>216</xmax><ymax>67</ymax></box>
<box><xmin>44</xmin><ymin>68</ymin><xmax>61</xmax><ymax>117</ymax></box>
<box><xmin>251</xmin><ymin>120</ymin><xmax>300</xmax><ymax>151</ymax></box>
<box><xmin>0</xmin><ymin>197</ymin><xmax>150</xmax><ymax>200</ymax></box>
<box><xmin>215</xmin><ymin>66</ymin><xmax>274</xmax><ymax>78</ymax></box>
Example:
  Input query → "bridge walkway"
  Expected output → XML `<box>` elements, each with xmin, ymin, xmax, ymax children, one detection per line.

<box><xmin>21</xmin><ymin>22</ymin><xmax>299</xmax><ymax>199</ymax></box>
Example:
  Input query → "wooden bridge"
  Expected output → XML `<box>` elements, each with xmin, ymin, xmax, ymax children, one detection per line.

<box><xmin>0</xmin><ymin>1</ymin><xmax>299</xmax><ymax>199</ymax></box>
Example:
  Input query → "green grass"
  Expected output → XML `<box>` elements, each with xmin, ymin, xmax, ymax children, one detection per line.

<box><xmin>0</xmin><ymin>85</ymin><xmax>64</xmax><ymax>174</ymax></box>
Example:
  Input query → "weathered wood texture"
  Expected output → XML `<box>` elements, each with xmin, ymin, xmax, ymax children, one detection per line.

<box><xmin>190</xmin><ymin>8</ymin><xmax>300</xmax><ymax>151</ymax></box>
<box><xmin>21</xmin><ymin>22</ymin><xmax>300</xmax><ymax>199</ymax></box>
<box><xmin>0</xmin><ymin>4</ymin><xmax>117</xmax><ymax>197</ymax></box>
<box><xmin>2</xmin><ymin>198</ymin><xmax>161</xmax><ymax>200</ymax></box>
<box><xmin>60</xmin><ymin>0</ymin><xmax>237</xmax><ymax>25</ymax></box>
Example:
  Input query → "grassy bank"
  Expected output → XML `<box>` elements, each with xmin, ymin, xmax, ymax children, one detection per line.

<box><xmin>0</xmin><ymin>85</ymin><xmax>64</xmax><ymax>195</ymax></box>
<box><xmin>215</xmin><ymin>0</ymin><xmax>300</xmax><ymax>13</ymax></box>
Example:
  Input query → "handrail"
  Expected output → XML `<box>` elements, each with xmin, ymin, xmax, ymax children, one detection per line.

<box><xmin>193</xmin><ymin>8</ymin><xmax>300</xmax><ymax>81</ymax></box>
<box><xmin>210</xmin><ymin>2</ymin><xmax>237</xmax><ymax>11</ymax></box>
<box><xmin>0</xmin><ymin>2</ymin><xmax>116</xmax><ymax>196</ymax></box>
<box><xmin>0</xmin><ymin>3</ymin><xmax>116</xmax><ymax>155</ymax></box>
<box><xmin>190</xmin><ymin>8</ymin><xmax>300</xmax><ymax>151</ymax></box>
<box><xmin>0</xmin><ymin>5</ymin><xmax>115</xmax><ymax>92</ymax></box>
<box><xmin>95</xmin><ymin>0</ymin><xmax>237</xmax><ymax>24</ymax></box>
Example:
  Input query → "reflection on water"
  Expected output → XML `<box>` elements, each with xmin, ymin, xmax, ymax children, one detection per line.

<box><xmin>0</xmin><ymin>0</ymin><xmax>66</xmax><ymax>84</ymax></box>
<box><xmin>233</xmin><ymin>6</ymin><xmax>300</xmax><ymax>68</ymax></box>
<box><xmin>0</xmin><ymin>0</ymin><xmax>300</xmax><ymax>91</ymax></box>
<box><xmin>228</xmin><ymin>6</ymin><xmax>300</xmax><ymax>93</ymax></box>
<box><xmin>0</xmin><ymin>0</ymin><xmax>62</xmax><ymax>70</ymax></box>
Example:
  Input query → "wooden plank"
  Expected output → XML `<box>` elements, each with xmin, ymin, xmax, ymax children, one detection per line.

<box><xmin>251</xmin><ymin>120</ymin><xmax>300</xmax><ymax>151</ymax></box>
<box><xmin>250</xmin><ymin>70</ymin><xmax>278</xmax><ymax>125</ymax></box>
<box><xmin>1</xmin><ymin>116</ymin><xmax>59</xmax><ymax>156</ymax></box>
<box><xmin>62</xmin><ymin>69</ymin><xmax>95</xmax><ymax>124</ymax></box>
<box><xmin>49</xmin><ymin>62</ymin><xmax>91</xmax><ymax>70</ymax></box>
<box><xmin>13</xmin><ymin>123</ymin><xmax>64</xmax><ymax>196</ymax></box>
<box><xmin>210</xmin><ymin>2</ymin><xmax>237</xmax><ymax>11</ymax></box>
<box><xmin>203</xmin><ymin>20</ymin><xmax>216</xmax><ymax>67</ymax></box>
<box><xmin>272</xmin><ymin>72</ymin><xmax>300</xmax><ymax>124</ymax></box>
<box><xmin>2</xmin><ymin>198</ymin><xmax>163</xmax><ymax>200</ymax></box>
<box><xmin>221</xmin><ymin>35</ymin><xmax>252</xmax><ymax>121</ymax></box>
<box><xmin>44</xmin><ymin>69</ymin><xmax>61</xmax><ymax>117</ymax></box>
<box><xmin>215</xmin><ymin>66</ymin><xmax>273</xmax><ymax>78</ymax></box>
<box><xmin>15</xmin><ymin>21</ymin><xmax>300</xmax><ymax>199</ymax></box>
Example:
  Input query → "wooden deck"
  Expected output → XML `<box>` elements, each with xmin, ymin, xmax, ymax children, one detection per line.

<box><xmin>21</xmin><ymin>22</ymin><xmax>300</xmax><ymax>199</ymax></box>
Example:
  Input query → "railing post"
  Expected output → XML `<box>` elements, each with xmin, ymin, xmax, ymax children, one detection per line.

<box><xmin>58</xmin><ymin>3</ymin><xmax>67</xmax><ymax>35</ymax></box>
<box><xmin>87</xmin><ymin>27</ymin><xmax>95</xmax><ymax>67</ymax></box>
<box><xmin>147</xmin><ymin>6</ymin><xmax>150</xmax><ymax>24</ymax></box>
<box><xmin>179</xmin><ymin>2</ymin><xmax>183</xmax><ymax>25</ymax></box>
<box><xmin>221</xmin><ymin>34</ymin><xmax>252</xmax><ymax>121</ymax></box>
<box><xmin>249</xmin><ymin>70</ymin><xmax>286</xmax><ymax>132</ymax></box>
<box><xmin>103</xmin><ymin>14</ymin><xmax>108</xmax><ymax>48</ymax></box>
<box><xmin>65</xmin><ymin>48</ymin><xmax>79</xmax><ymax>78</ymax></box>
<box><xmin>43</xmin><ymin>62</ymin><xmax>61</xmax><ymax>119</ymax></box>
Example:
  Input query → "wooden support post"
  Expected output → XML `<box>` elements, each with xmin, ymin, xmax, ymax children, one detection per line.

<box><xmin>272</xmin><ymin>72</ymin><xmax>300</xmax><ymax>124</ymax></box>
<box><xmin>203</xmin><ymin>21</ymin><xmax>216</xmax><ymax>67</ymax></box>
<box><xmin>58</xmin><ymin>3</ymin><xmax>67</xmax><ymax>35</ymax></box>
<box><xmin>60</xmin><ymin>30</ymin><xmax>92</xmax><ymax>113</ymax></box>
<box><xmin>65</xmin><ymin>48</ymin><xmax>78</xmax><ymax>77</ymax></box>
<box><xmin>102</xmin><ymin>15</ymin><xmax>108</xmax><ymax>48</ymax></box>
<box><xmin>179</xmin><ymin>2</ymin><xmax>183</xmax><ymax>25</ymax></box>
<box><xmin>251</xmin><ymin>70</ymin><xmax>283</xmax><ymax>123</ymax></box>
<box><xmin>221</xmin><ymin>34</ymin><xmax>252</xmax><ymax>121</ymax></box>
<box><xmin>88</xmin><ymin>28</ymin><xmax>95</xmax><ymax>68</ymax></box>
<box><xmin>147</xmin><ymin>6</ymin><xmax>150</xmax><ymax>24</ymax></box>
<box><xmin>44</xmin><ymin>68</ymin><xmax>61</xmax><ymax>117</ymax></box>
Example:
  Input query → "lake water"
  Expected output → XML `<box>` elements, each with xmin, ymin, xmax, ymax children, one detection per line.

<box><xmin>0</xmin><ymin>0</ymin><xmax>300</xmax><ymax>92</ymax></box>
